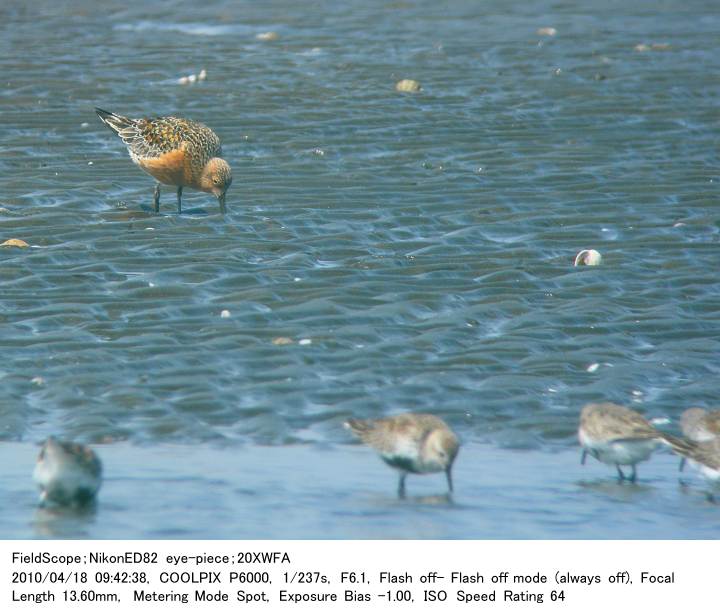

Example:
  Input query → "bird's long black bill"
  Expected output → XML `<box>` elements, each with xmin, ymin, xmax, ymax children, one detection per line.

<box><xmin>581</xmin><ymin>450</ymin><xmax>587</xmax><ymax>465</ymax></box>
<box><xmin>446</xmin><ymin>467</ymin><xmax>454</xmax><ymax>493</ymax></box>
<box><xmin>218</xmin><ymin>193</ymin><xmax>227</xmax><ymax>214</ymax></box>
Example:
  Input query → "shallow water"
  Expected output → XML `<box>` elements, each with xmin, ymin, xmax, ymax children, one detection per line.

<box><xmin>3</xmin><ymin>442</ymin><xmax>719</xmax><ymax>540</ymax></box>
<box><xmin>1</xmin><ymin>0</ymin><xmax>719</xmax><ymax>538</ymax></box>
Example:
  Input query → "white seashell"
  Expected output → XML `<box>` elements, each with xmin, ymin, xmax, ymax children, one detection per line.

<box><xmin>574</xmin><ymin>249</ymin><xmax>602</xmax><ymax>266</ymax></box>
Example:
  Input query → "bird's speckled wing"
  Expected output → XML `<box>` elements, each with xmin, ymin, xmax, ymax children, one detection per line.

<box><xmin>581</xmin><ymin>403</ymin><xmax>659</xmax><ymax>441</ymax></box>
<box><xmin>96</xmin><ymin>109</ymin><xmax>221</xmax><ymax>164</ymax></box>
<box><xmin>121</xmin><ymin>116</ymin><xmax>221</xmax><ymax>163</ymax></box>
<box><xmin>687</xmin><ymin>439</ymin><xmax>720</xmax><ymax>470</ymax></box>
<box><xmin>347</xmin><ymin>414</ymin><xmax>443</xmax><ymax>455</ymax></box>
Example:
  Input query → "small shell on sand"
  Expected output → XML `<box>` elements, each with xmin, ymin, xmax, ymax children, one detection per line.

<box><xmin>220</xmin><ymin>309</ymin><xmax>231</xmax><ymax>318</ymax></box>
<box><xmin>574</xmin><ymin>249</ymin><xmax>602</xmax><ymax>266</ymax></box>
<box><xmin>395</xmin><ymin>79</ymin><xmax>421</xmax><ymax>93</ymax></box>
<box><xmin>178</xmin><ymin>70</ymin><xmax>205</xmax><ymax>85</ymax></box>
<box><xmin>256</xmin><ymin>31</ymin><xmax>279</xmax><ymax>41</ymax></box>
<box><xmin>272</xmin><ymin>337</ymin><xmax>294</xmax><ymax>346</ymax></box>
<box><xmin>1</xmin><ymin>238</ymin><xmax>29</xmax><ymax>248</ymax></box>
<box><xmin>537</xmin><ymin>27</ymin><xmax>557</xmax><ymax>36</ymax></box>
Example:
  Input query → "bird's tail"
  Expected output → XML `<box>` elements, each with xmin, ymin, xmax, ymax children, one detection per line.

<box><xmin>660</xmin><ymin>433</ymin><xmax>695</xmax><ymax>458</ymax></box>
<box><xmin>95</xmin><ymin>108</ymin><xmax>134</xmax><ymax>135</ymax></box>
<box><xmin>344</xmin><ymin>418</ymin><xmax>375</xmax><ymax>439</ymax></box>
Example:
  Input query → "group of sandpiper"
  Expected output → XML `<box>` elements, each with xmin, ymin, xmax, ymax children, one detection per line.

<box><xmin>29</xmin><ymin>112</ymin><xmax>718</xmax><ymax>508</ymax></box>
<box><xmin>579</xmin><ymin>403</ymin><xmax>720</xmax><ymax>494</ymax></box>
<box><xmin>33</xmin><ymin>404</ymin><xmax>720</xmax><ymax>509</ymax></box>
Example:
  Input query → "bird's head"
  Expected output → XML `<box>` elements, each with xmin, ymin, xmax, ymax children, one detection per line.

<box><xmin>424</xmin><ymin>429</ymin><xmax>460</xmax><ymax>471</ymax></box>
<box><xmin>201</xmin><ymin>157</ymin><xmax>233</xmax><ymax>212</ymax></box>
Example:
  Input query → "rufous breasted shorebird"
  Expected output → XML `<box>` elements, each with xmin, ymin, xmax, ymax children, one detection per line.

<box><xmin>33</xmin><ymin>437</ymin><xmax>102</xmax><ymax>508</ymax></box>
<box><xmin>345</xmin><ymin>412</ymin><xmax>460</xmax><ymax>498</ymax></box>
<box><xmin>95</xmin><ymin>108</ymin><xmax>232</xmax><ymax>214</ymax></box>
<box><xmin>578</xmin><ymin>402</ymin><xmax>689</xmax><ymax>482</ymax></box>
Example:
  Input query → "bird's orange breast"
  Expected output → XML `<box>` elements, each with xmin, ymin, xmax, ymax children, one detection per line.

<box><xmin>138</xmin><ymin>147</ymin><xmax>194</xmax><ymax>187</ymax></box>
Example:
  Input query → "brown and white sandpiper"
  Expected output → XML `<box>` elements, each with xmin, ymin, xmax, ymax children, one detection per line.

<box><xmin>345</xmin><ymin>412</ymin><xmax>460</xmax><ymax>498</ymax></box>
<box><xmin>578</xmin><ymin>402</ymin><xmax>688</xmax><ymax>482</ymax></box>
<box><xmin>33</xmin><ymin>437</ymin><xmax>102</xmax><ymax>507</ymax></box>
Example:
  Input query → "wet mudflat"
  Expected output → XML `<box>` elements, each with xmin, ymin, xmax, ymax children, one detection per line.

<box><xmin>1</xmin><ymin>0</ymin><xmax>719</xmax><ymax>538</ymax></box>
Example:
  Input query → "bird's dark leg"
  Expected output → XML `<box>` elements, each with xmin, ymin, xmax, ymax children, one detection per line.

<box><xmin>446</xmin><ymin>467</ymin><xmax>454</xmax><ymax>494</ymax></box>
<box><xmin>581</xmin><ymin>450</ymin><xmax>587</xmax><ymax>465</ymax></box>
<box><xmin>616</xmin><ymin>464</ymin><xmax>626</xmax><ymax>482</ymax></box>
<box><xmin>629</xmin><ymin>464</ymin><xmax>637</xmax><ymax>483</ymax></box>
<box><xmin>177</xmin><ymin>186</ymin><xmax>182</xmax><ymax>214</ymax></box>
<box><xmin>153</xmin><ymin>183</ymin><xmax>161</xmax><ymax>212</ymax></box>
<box><xmin>397</xmin><ymin>474</ymin><xmax>407</xmax><ymax>499</ymax></box>
<box><xmin>678</xmin><ymin>457</ymin><xmax>689</xmax><ymax>486</ymax></box>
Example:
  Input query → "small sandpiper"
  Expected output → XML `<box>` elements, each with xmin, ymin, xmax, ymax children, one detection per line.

<box><xmin>678</xmin><ymin>407</ymin><xmax>720</xmax><ymax>471</ymax></box>
<box><xmin>578</xmin><ymin>402</ymin><xmax>688</xmax><ymax>482</ymax></box>
<box><xmin>33</xmin><ymin>437</ymin><xmax>102</xmax><ymax>507</ymax></box>
<box><xmin>345</xmin><ymin>413</ymin><xmax>460</xmax><ymax>498</ymax></box>
<box><xmin>95</xmin><ymin>108</ymin><xmax>232</xmax><ymax>213</ymax></box>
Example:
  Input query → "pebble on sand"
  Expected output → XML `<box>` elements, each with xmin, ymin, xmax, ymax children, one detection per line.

<box><xmin>1</xmin><ymin>238</ymin><xmax>29</xmax><ymax>248</ymax></box>
<box><xmin>256</xmin><ymin>31</ymin><xmax>279</xmax><ymax>41</ymax></box>
<box><xmin>272</xmin><ymin>337</ymin><xmax>294</xmax><ymax>345</ymax></box>
<box><xmin>395</xmin><ymin>79</ymin><xmax>422</xmax><ymax>93</ymax></box>
<box><xmin>220</xmin><ymin>309</ymin><xmax>231</xmax><ymax>318</ymax></box>
<box><xmin>537</xmin><ymin>27</ymin><xmax>557</xmax><ymax>36</ymax></box>
<box><xmin>635</xmin><ymin>43</ymin><xmax>671</xmax><ymax>52</ymax></box>
<box><xmin>574</xmin><ymin>249</ymin><xmax>602</xmax><ymax>266</ymax></box>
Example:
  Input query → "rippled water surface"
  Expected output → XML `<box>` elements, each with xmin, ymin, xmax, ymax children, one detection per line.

<box><xmin>1</xmin><ymin>0</ymin><xmax>718</xmax><ymax>538</ymax></box>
